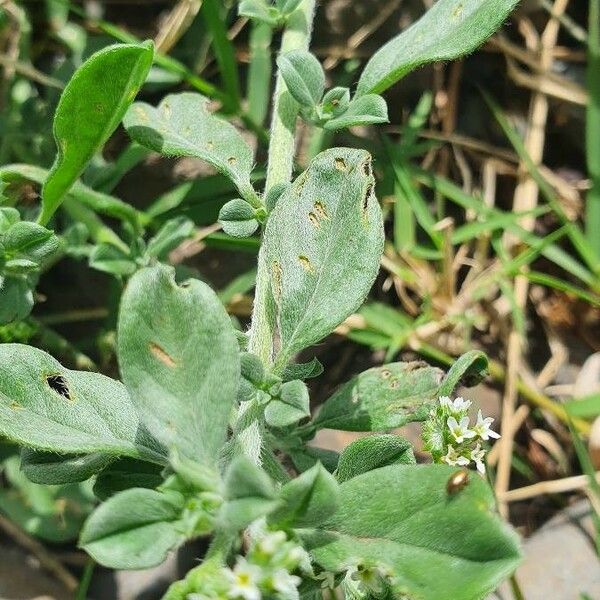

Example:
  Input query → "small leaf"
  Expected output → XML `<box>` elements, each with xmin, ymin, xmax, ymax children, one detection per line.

<box><xmin>269</xmin><ymin>463</ymin><xmax>339</xmax><ymax>528</ymax></box>
<box><xmin>277</xmin><ymin>50</ymin><xmax>325</xmax><ymax>108</ymax></box>
<box><xmin>93</xmin><ymin>458</ymin><xmax>164</xmax><ymax>500</ymax></box>
<box><xmin>324</xmin><ymin>94</ymin><xmax>388</xmax><ymax>131</ymax></box>
<box><xmin>264</xmin><ymin>182</ymin><xmax>289</xmax><ymax>213</ymax></box>
<box><xmin>0</xmin><ymin>344</ymin><xmax>165</xmax><ymax>462</ymax></box>
<box><xmin>0</xmin><ymin>278</ymin><xmax>34</xmax><ymax>324</ymax></box>
<box><xmin>221</xmin><ymin>456</ymin><xmax>278</xmax><ymax>530</ymax></box>
<box><xmin>261</xmin><ymin>148</ymin><xmax>384</xmax><ymax>368</ymax></box>
<box><xmin>0</xmin><ymin>208</ymin><xmax>20</xmax><ymax>232</ymax></box>
<box><xmin>439</xmin><ymin>350</ymin><xmax>489</xmax><ymax>396</ymax></box>
<box><xmin>89</xmin><ymin>243</ymin><xmax>137</xmax><ymax>277</ymax></box>
<box><xmin>265</xmin><ymin>379</ymin><xmax>310</xmax><ymax>428</ymax></box>
<box><xmin>3</xmin><ymin>222</ymin><xmax>59</xmax><ymax>264</ymax></box>
<box><xmin>321</xmin><ymin>87</ymin><xmax>350</xmax><ymax>115</ymax></box>
<box><xmin>357</xmin><ymin>0</ymin><xmax>519</xmax><ymax>95</ymax></box>
<box><xmin>239</xmin><ymin>0</ymin><xmax>279</xmax><ymax>26</ymax></box>
<box><xmin>146</xmin><ymin>217</ymin><xmax>194</xmax><ymax>259</ymax></box>
<box><xmin>80</xmin><ymin>488</ymin><xmax>185</xmax><ymax>569</ymax></box>
<box><xmin>118</xmin><ymin>265</ymin><xmax>240</xmax><ymax>465</ymax></box>
<box><xmin>312</xmin><ymin>361</ymin><xmax>444</xmax><ymax>432</ymax></box>
<box><xmin>282</xmin><ymin>357</ymin><xmax>324</xmax><ymax>382</ymax></box>
<box><xmin>336</xmin><ymin>434</ymin><xmax>415</xmax><ymax>483</ymax></box>
<box><xmin>219</xmin><ymin>198</ymin><xmax>259</xmax><ymax>238</ymax></box>
<box><xmin>124</xmin><ymin>93</ymin><xmax>258</xmax><ymax>203</ymax></box>
<box><xmin>40</xmin><ymin>42</ymin><xmax>154</xmax><ymax>225</ymax></box>
<box><xmin>21</xmin><ymin>449</ymin><xmax>114</xmax><ymax>485</ymax></box>
<box><xmin>303</xmin><ymin>464</ymin><xmax>522</xmax><ymax>600</ymax></box>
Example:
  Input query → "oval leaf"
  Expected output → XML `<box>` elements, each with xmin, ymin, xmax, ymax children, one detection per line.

<box><xmin>336</xmin><ymin>434</ymin><xmax>415</xmax><ymax>483</ymax></box>
<box><xmin>80</xmin><ymin>488</ymin><xmax>184</xmax><ymax>569</ymax></box>
<box><xmin>303</xmin><ymin>464</ymin><xmax>521</xmax><ymax>600</ymax></box>
<box><xmin>357</xmin><ymin>0</ymin><xmax>519</xmax><ymax>95</ymax></box>
<box><xmin>40</xmin><ymin>42</ymin><xmax>154</xmax><ymax>225</ymax></box>
<box><xmin>0</xmin><ymin>344</ymin><xmax>164</xmax><ymax>461</ymax></box>
<box><xmin>118</xmin><ymin>265</ymin><xmax>240</xmax><ymax>465</ymax></box>
<box><xmin>21</xmin><ymin>449</ymin><xmax>114</xmax><ymax>485</ymax></box>
<box><xmin>312</xmin><ymin>361</ymin><xmax>444</xmax><ymax>432</ymax></box>
<box><xmin>123</xmin><ymin>93</ymin><xmax>258</xmax><ymax>203</ymax></box>
<box><xmin>262</xmin><ymin>148</ymin><xmax>384</xmax><ymax>368</ymax></box>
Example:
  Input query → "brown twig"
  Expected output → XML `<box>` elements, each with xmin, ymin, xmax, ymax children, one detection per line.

<box><xmin>0</xmin><ymin>513</ymin><xmax>78</xmax><ymax>592</ymax></box>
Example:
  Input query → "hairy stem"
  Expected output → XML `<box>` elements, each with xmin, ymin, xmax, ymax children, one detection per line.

<box><xmin>241</xmin><ymin>1</ymin><xmax>317</xmax><ymax>466</ymax></box>
<box><xmin>248</xmin><ymin>0</ymin><xmax>317</xmax><ymax>367</ymax></box>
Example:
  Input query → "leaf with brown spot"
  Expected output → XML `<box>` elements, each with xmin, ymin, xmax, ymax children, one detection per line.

<box><xmin>118</xmin><ymin>265</ymin><xmax>240</xmax><ymax>465</ymax></box>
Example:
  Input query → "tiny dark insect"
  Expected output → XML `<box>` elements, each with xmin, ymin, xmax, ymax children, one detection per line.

<box><xmin>46</xmin><ymin>374</ymin><xmax>71</xmax><ymax>400</ymax></box>
<box><xmin>446</xmin><ymin>469</ymin><xmax>470</xmax><ymax>494</ymax></box>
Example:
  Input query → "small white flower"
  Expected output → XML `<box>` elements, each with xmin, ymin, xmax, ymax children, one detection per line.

<box><xmin>470</xmin><ymin>444</ymin><xmax>486</xmax><ymax>474</ymax></box>
<box><xmin>256</xmin><ymin>530</ymin><xmax>286</xmax><ymax>556</ymax></box>
<box><xmin>271</xmin><ymin>569</ymin><xmax>301</xmax><ymax>599</ymax></box>
<box><xmin>442</xmin><ymin>445</ymin><xmax>470</xmax><ymax>467</ymax></box>
<box><xmin>439</xmin><ymin>395</ymin><xmax>453</xmax><ymax>409</ymax></box>
<box><xmin>447</xmin><ymin>416</ymin><xmax>476</xmax><ymax>443</ymax></box>
<box><xmin>473</xmin><ymin>410</ymin><xmax>501</xmax><ymax>441</ymax></box>
<box><xmin>452</xmin><ymin>396</ymin><xmax>472</xmax><ymax>412</ymax></box>
<box><xmin>225</xmin><ymin>559</ymin><xmax>262</xmax><ymax>600</ymax></box>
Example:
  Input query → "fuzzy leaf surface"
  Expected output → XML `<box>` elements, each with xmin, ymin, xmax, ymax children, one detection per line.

<box><xmin>262</xmin><ymin>148</ymin><xmax>384</xmax><ymax>367</ymax></box>
<box><xmin>357</xmin><ymin>0</ymin><xmax>519</xmax><ymax>95</ymax></box>
<box><xmin>312</xmin><ymin>361</ymin><xmax>444</xmax><ymax>432</ymax></box>
<box><xmin>80</xmin><ymin>488</ymin><xmax>185</xmax><ymax>569</ymax></box>
<box><xmin>0</xmin><ymin>344</ymin><xmax>164</xmax><ymax>462</ymax></box>
<box><xmin>41</xmin><ymin>42</ymin><xmax>153</xmax><ymax>224</ymax></box>
<box><xmin>124</xmin><ymin>93</ymin><xmax>257</xmax><ymax>202</ymax></box>
<box><xmin>118</xmin><ymin>265</ymin><xmax>240</xmax><ymax>465</ymax></box>
<box><xmin>303</xmin><ymin>464</ymin><xmax>522</xmax><ymax>600</ymax></box>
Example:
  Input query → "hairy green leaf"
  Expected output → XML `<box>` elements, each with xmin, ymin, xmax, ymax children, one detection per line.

<box><xmin>40</xmin><ymin>42</ymin><xmax>154</xmax><ymax>225</ymax></box>
<box><xmin>439</xmin><ymin>350</ymin><xmax>489</xmax><ymax>396</ymax></box>
<box><xmin>357</xmin><ymin>0</ymin><xmax>519</xmax><ymax>95</ymax></box>
<box><xmin>118</xmin><ymin>265</ymin><xmax>240</xmax><ymax>465</ymax></box>
<box><xmin>312</xmin><ymin>361</ymin><xmax>444</xmax><ymax>432</ymax></box>
<box><xmin>277</xmin><ymin>50</ymin><xmax>325</xmax><ymax>108</ymax></box>
<box><xmin>0</xmin><ymin>344</ymin><xmax>165</xmax><ymax>461</ymax></box>
<box><xmin>262</xmin><ymin>148</ymin><xmax>384</xmax><ymax>368</ymax></box>
<box><xmin>80</xmin><ymin>488</ymin><xmax>185</xmax><ymax>569</ymax></box>
<box><xmin>336</xmin><ymin>434</ymin><xmax>415</xmax><ymax>482</ymax></box>
<box><xmin>304</xmin><ymin>465</ymin><xmax>522</xmax><ymax>600</ymax></box>
<box><xmin>221</xmin><ymin>456</ymin><xmax>278</xmax><ymax>530</ymax></box>
<box><xmin>21</xmin><ymin>449</ymin><xmax>114</xmax><ymax>485</ymax></box>
<box><xmin>324</xmin><ymin>94</ymin><xmax>388</xmax><ymax>130</ymax></box>
<box><xmin>93</xmin><ymin>458</ymin><xmax>164</xmax><ymax>500</ymax></box>
<box><xmin>124</xmin><ymin>93</ymin><xmax>258</xmax><ymax>204</ymax></box>
<box><xmin>265</xmin><ymin>379</ymin><xmax>310</xmax><ymax>427</ymax></box>
<box><xmin>269</xmin><ymin>463</ymin><xmax>339</xmax><ymax>528</ymax></box>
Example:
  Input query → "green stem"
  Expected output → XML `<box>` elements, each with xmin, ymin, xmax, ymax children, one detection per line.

<box><xmin>240</xmin><ymin>1</ymin><xmax>317</xmax><ymax>467</ymax></box>
<box><xmin>75</xmin><ymin>560</ymin><xmax>95</xmax><ymax>600</ymax></box>
<box><xmin>264</xmin><ymin>3</ymin><xmax>316</xmax><ymax>192</ymax></box>
<box><xmin>248</xmin><ymin>0</ymin><xmax>317</xmax><ymax>367</ymax></box>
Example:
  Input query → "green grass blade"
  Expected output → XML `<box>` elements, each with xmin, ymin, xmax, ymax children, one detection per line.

<box><xmin>482</xmin><ymin>89</ymin><xmax>600</xmax><ymax>275</ymax></box>
<box><xmin>201</xmin><ymin>0</ymin><xmax>241</xmax><ymax>110</ymax></box>
<box><xmin>586</xmin><ymin>0</ymin><xmax>600</xmax><ymax>257</ymax></box>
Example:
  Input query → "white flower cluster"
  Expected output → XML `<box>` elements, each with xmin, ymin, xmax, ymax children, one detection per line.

<box><xmin>187</xmin><ymin>529</ymin><xmax>311</xmax><ymax>600</ymax></box>
<box><xmin>422</xmin><ymin>396</ymin><xmax>500</xmax><ymax>474</ymax></box>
